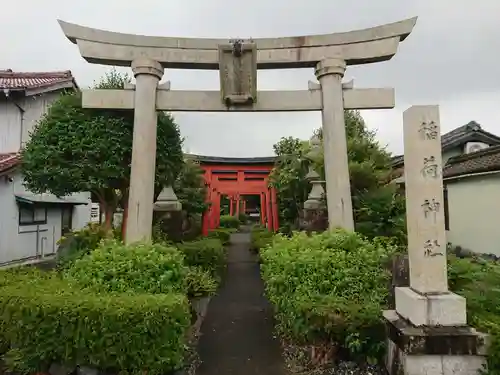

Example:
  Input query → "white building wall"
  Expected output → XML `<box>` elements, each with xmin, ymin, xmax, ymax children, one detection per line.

<box><xmin>0</xmin><ymin>92</ymin><xmax>61</xmax><ymax>153</ymax></box>
<box><xmin>0</xmin><ymin>171</ymin><xmax>91</xmax><ymax>266</ymax></box>
<box><xmin>446</xmin><ymin>173</ymin><xmax>500</xmax><ymax>256</ymax></box>
<box><xmin>0</xmin><ymin>100</ymin><xmax>22</xmax><ymax>153</ymax></box>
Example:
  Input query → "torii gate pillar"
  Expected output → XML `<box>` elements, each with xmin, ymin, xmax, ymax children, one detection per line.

<box><xmin>315</xmin><ymin>58</ymin><xmax>353</xmax><ymax>230</ymax></box>
<box><xmin>126</xmin><ymin>58</ymin><xmax>164</xmax><ymax>243</ymax></box>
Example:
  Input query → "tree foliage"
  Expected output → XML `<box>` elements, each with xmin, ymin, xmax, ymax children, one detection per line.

<box><xmin>21</xmin><ymin>70</ymin><xmax>184</xmax><ymax>232</ymax></box>
<box><xmin>268</xmin><ymin>137</ymin><xmax>311</xmax><ymax>228</ymax></box>
<box><xmin>173</xmin><ymin>158</ymin><xmax>208</xmax><ymax>218</ymax></box>
<box><xmin>270</xmin><ymin>110</ymin><xmax>406</xmax><ymax>243</ymax></box>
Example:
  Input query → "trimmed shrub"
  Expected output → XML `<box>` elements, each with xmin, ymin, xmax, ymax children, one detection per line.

<box><xmin>177</xmin><ymin>238</ymin><xmax>226</xmax><ymax>280</ymax></box>
<box><xmin>64</xmin><ymin>240</ymin><xmax>187</xmax><ymax>294</ymax></box>
<box><xmin>186</xmin><ymin>266</ymin><xmax>218</xmax><ymax>298</ymax></box>
<box><xmin>260</xmin><ymin>230</ymin><xmax>397</xmax><ymax>362</ymax></box>
<box><xmin>238</xmin><ymin>213</ymin><xmax>249</xmax><ymax>224</ymax></box>
<box><xmin>219</xmin><ymin>215</ymin><xmax>240</xmax><ymax>229</ymax></box>
<box><xmin>0</xmin><ymin>268</ymin><xmax>60</xmax><ymax>355</ymax></box>
<box><xmin>250</xmin><ymin>225</ymin><xmax>274</xmax><ymax>253</ymax></box>
<box><xmin>207</xmin><ymin>227</ymin><xmax>236</xmax><ymax>245</ymax></box>
<box><xmin>56</xmin><ymin>223</ymin><xmax>110</xmax><ymax>269</ymax></box>
<box><xmin>0</xmin><ymin>277</ymin><xmax>190</xmax><ymax>375</ymax></box>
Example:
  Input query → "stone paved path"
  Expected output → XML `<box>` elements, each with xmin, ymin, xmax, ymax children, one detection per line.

<box><xmin>196</xmin><ymin>230</ymin><xmax>285</xmax><ymax>375</ymax></box>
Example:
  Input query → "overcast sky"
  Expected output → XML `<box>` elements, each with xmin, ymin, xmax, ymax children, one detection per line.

<box><xmin>2</xmin><ymin>0</ymin><xmax>499</xmax><ymax>157</ymax></box>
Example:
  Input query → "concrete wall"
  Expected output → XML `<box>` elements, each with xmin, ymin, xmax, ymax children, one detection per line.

<box><xmin>0</xmin><ymin>170</ymin><xmax>91</xmax><ymax>266</ymax></box>
<box><xmin>0</xmin><ymin>92</ymin><xmax>61</xmax><ymax>153</ymax></box>
<box><xmin>446</xmin><ymin>173</ymin><xmax>500</xmax><ymax>256</ymax></box>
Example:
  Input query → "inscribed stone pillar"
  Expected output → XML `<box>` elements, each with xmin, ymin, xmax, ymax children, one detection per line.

<box><xmin>315</xmin><ymin>58</ymin><xmax>354</xmax><ymax>231</ymax></box>
<box><xmin>125</xmin><ymin>58</ymin><xmax>164</xmax><ymax>244</ymax></box>
<box><xmin>395</xmin><ymin>105</ymin><xmax>466</xmax><ymax>326</ymax></box>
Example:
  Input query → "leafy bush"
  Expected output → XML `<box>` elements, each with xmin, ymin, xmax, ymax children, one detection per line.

<box><xmin>64</xmin><ymin>240</ymin><xmax>187</xmax><ymax>294</ymax></box>
<box><xmin>0</xmin><ymin>268</ymin><xmax>60</xmax><ymax>355</ymax></box>
<box><xmin>238</xmin><ymin>213</ymin><xmax>249</xmax><ymax>224</ymax></box>
<box><xmin>250</xmin><ymin>225</ymin><xmax>274</xmax><ymax>253</ymax></box>
<box><xmin>0</xmin><ymin>277</ymin><xmax>190</xmax><ymax>375</ymax></box>
<box><xmin>260</xmin><ymin>230</ymin><xmax>397</xmax><ymax>362</ymax></box>
<box><xmin>207</xmin><ymin>227</ymin><xmax>236</xmax><ymax>245</ymax></box>
<box><xmin>185</xmin><ymin>266</ymin><xmax>218</xmax><ymax>298</ymax></box>
<box><xmin>219</xmin><ymin>215</ymin><xmax>240</xmax><ymax>229</ymax></box>
<box><xmin>448</xmin><ymin>255</ymin><xmax>500</xmax><ymax>374</ymax></box>
<box><xmin>56</xmin><ymin>223</ymin><xmax>110</xmax><ymax>269</ymax></box>
<box><xmin>177</xmin><ymin>238</ymin><xmax>226</xmax><ymax>280</ymax></box>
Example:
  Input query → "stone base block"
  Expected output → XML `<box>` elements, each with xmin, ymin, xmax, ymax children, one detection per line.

<box><xmin>384</xmin><ymin>310</ymin><xmax>488</xmax><ymax>375</ymax></box>
<box><xmin>395</xmin><ymin>286</ymin><xmax>467</xmax><ymax>326</ymax></box>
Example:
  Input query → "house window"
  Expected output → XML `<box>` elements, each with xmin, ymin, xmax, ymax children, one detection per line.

<box><xmin>61</xmin><ymin>206</ymin><xmax>73</xmax><ymax>236</ymax></box>
<box><xmin>443</xmin><ymin>186</ymin><xmax>450</xmax><ymax>230</ymax></box>
<box><xmin>18</xmin><ymin>204</ymin><xmax>47</xmax><ymax>225</ymax></box>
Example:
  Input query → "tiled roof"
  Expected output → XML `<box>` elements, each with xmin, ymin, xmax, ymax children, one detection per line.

<box><xmin>189</xmin><ymin>154</ymin><xmax>277</xmax><ymax>165</ymax></box>
<box><xmin>443</xmin><ymin>144</ymin><xmax>500</xmax><ymax>178</ymax></box>
<box><xmin>0</xmin><ymin>153</ymin><xmax>20</xmax><ymax>174</ymax></box>
<box><xmin>0</xmin><ymin>69</ymin><xmax>77</xmax><ymax>95</ymax></box>
<box><xmin>441</xmin><ymin>121</ymin><xmax>500</xmax><ymax>148</ymax></box>
<box><xmin>391</xmin><ymin>121</ymin><xmax>500</xmax><ymax>168</ymax></box>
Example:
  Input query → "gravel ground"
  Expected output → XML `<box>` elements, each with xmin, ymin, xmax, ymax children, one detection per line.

<box><xmin>283</xmin><ymin>342</ymin><xmax>385</xmax><ymax>375</ymax></box>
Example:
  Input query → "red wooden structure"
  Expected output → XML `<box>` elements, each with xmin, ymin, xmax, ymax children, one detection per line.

<box><xmin>192</xmin><ymin>155</ymin><xmax>279</xmax><ymax>235</ymax></box>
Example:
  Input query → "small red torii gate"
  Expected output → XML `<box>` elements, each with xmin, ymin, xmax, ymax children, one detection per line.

<box><xmin>191</xmin><ymin>155</ymin><xmax>279</xmax><ymax>235</ymax></box>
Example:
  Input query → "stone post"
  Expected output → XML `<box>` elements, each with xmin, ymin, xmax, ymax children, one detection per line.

<box><xmin>396</xmin><ymin>105</ymin><xmax>466</xmax><ymax>326</ymax></box>
<box><xmin>125</xmin><ymin>58</ymin><xmax>164</xmax><ymax>244</ymax></box>
<box><xmin>384</xmin><ymin>106</ymin><xmax>488</xmax><ymax>375</ymax></box>
<box><xmin>315</xmin><ymin>58</ymin><xmax>354</xmax><ymax>231</ymax></box>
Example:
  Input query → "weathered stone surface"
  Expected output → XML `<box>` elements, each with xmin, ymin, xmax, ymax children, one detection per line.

<box><xmin>316</xmin><ymin>58</ymin><xmax>354</xmax><ymax>231</ymax></box>
<box><xmin>190</xmin><ymin>296</ymin><xmax>212</xmax><ymax>339</ymax></box>
<box><xmin>218</xmin><ymin>42</ymin><xmax>257</xmax><ymax>106</ymax></box>
<box><xmin>81</xmin><ymin>87</ymin><xmax>396</xmax><ymax>112</ymax></box>
<box><xmin>402</xmin><ymin>105</ymin><xmax>448</xmax><ymax>294</ymax></box>
<box><xmin>395</xmin><ymin>287</ymin><xmax>467</xmax><ymax>327</ymax></box>
<box><xmin>124</xmin><ymin>58</ymin><xmax>163</xmax><ymax>244</ymax></box>
<box><xmin>384</xmin><ymin>310</ymin><xmax>489</xmax><ymax>356</ymax></box>
<box><xmin>58</xmin><ymin>17</ymin><xmax>417</xmax><ymax>69</ymax></box>
<box><xmin>299</xmin><ymin>207</ymin><xmax>328</xmax><ymax>233</ymax></box>
<box><xmin>386</xmin><ymin>253</ymin><xmax>409</xmax><ymax>309</ymax></box>
<box><xmin>384</xmin><ymin>310</ymin><xmax>488</xmax><ymax>375</ymax></box>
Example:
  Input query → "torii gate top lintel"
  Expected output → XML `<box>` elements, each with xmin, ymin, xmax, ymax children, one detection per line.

<box><xmin>57</xmin><ymin>17</ymin><xmax>417</xmax><ymax>69</ymax></box>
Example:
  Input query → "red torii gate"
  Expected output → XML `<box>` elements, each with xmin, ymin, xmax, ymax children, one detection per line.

<box><xmin>191</xmin><ymin>155</ymin><xmax>279</xmax><ymax>235</ymax></box>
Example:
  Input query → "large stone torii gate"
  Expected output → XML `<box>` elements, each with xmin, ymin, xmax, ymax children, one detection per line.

<box><xmin>58</xmin><ymin>17</ymin><xmax>417</xmax><ymax>244</ymax></box>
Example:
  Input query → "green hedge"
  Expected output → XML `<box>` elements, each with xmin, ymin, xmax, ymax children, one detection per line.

<box><xmin>177</xmin><ymin>238</ymin><xmax>226</xmax><ymax>279</ymax></box>
<box><xmin>64</xmin><ymin>240</ymin><xmax>188</xmax><ymax>294</ymax></box>
<box><xmin>260</xmin><ymin>230</ymin><xmax>397</xmax><ymax>361</ymax></box>
<box><xmin>0</xmin><ymin>277</ymin><xmax>190</xmax><ymax>375</ymax></box>
<box><xmin>207</xmin><ymin>227</ymin><xmax>236</xmax><ymax>245</ymax></box>
<box><xmin>185</xmin><ymin>266</ymin><xmax>218</xmax><ymax>298</ymax></box>
<box><xmin>238</xmin><ymin>213</ymin><xmax>249</xmax><ymax>224</ymax></box>
<box><xmin>261</xmin><ymin>230</ymin><xmax>500</xmax><ymax>370</ymax></box>
<box><xmin>56</xmin><ymin>223</ymin><xmax>111</xmax><ymax>269</ymax></box>
<box><xmin>250</xmin><ymin>225</ymin><xmax>274</xmax><ymax>253</ymax></box>
<box><xmin>219</xmin><ymin>215</ymin><xmax>240</xmax><ymax>229</ymax></box>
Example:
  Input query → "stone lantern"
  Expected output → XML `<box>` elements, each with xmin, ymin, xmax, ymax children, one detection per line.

<box><xmin>304</xmin><ymin>134</ymin><xmax>326</xmax><ymax>210</ymax></box>
<box><xmin>301</xmin><ymin>134</ymin><xmax>328</xmax><ymax>232</ymax></box>
<box><xmin>153</xmin><ymin>185</ymin><xmax>183</xmax><ymax>242</ymax></box>
<box><xmin>153</xmin><ymin>185</ymin><xmax>182</xmax><ymax>216</ymax></box>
